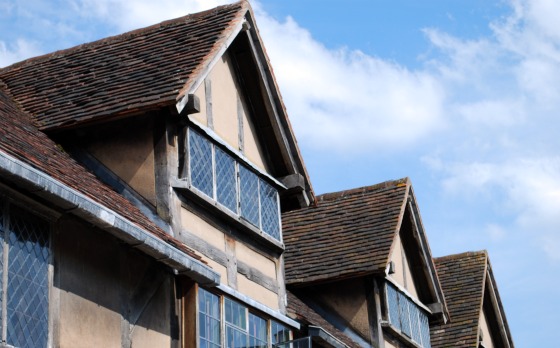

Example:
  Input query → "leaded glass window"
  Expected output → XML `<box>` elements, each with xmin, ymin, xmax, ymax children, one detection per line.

<box><xmin>239</xmin><ymin>166</ymin><xmax>259</xmax><ymax>228</ymax></box>
<box><xmin>259</xmin><ymin>180</ymin><xmax>280</xmax><ymax>240</ymax></box>
<box><xmin>216</xmin><ymin>148</ymin><xmax>238</xmax><ymax>213</ymax></box>
<box><xmin>386</xmin><ymin>282</ymin><xmax>431</xmax><ymax>348</ymax></box>
<box><xmin>187</xmin><ymin>127</ymin><xmax>282</xmax><ymax>241</ymax></box>
<box><xmin>189</xmin><ymin>129</ymin><xmax>214</xmax><ymax>198</ymax></box>
<box><xmin>0</xmin><ymin>202</ymin><xmax>50</xmax><ymax>348</ymax></box>
<box><xmin>199</xmin><ymin>288</ymin><xmax>221</xmax><ymax>348</ymax></box>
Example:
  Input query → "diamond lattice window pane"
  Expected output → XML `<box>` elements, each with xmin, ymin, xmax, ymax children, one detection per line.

<box><xmin>189</xmin><ymin>129</ymin><xmax>214</xmax><ymax>198</ymax></box>
<box><xmin>419</xmin><ymin>309</ymin><xmax>431</xmax><ymax>348</ymax></box>
<box><xmin>386</xmin><ymin>283</ymin><xmax>401</xmax><ymax>330</ymax></box>
<box><xmin>239</xmin><ymin>166</ymin><xmax>259</xmax><ymax>227</ymax></box>
<box><xmin>409</xmin><ymin>299</ymin><xmax>422</xmax><ymax>344</ymax></box>
<box><xmin>6</xmin><ymin>206</ymin><xmax>49</xmax><ymax>348</ymax></box>
<box><xmin>398</xmin><ymin>292</ymin><xmax>412</xmax><ymax>338</ymax></box>
<box><xmin>259</xmin><ymin>180</ymin><xmax>280</xmax><ymax>240</ymax></box>
<box><xmin>216</xmin><ymin>148</ymin><xmax>237</xmax><ymax>213</ymax></box>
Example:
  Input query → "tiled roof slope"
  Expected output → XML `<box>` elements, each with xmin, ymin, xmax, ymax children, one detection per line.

<box><xmin>0</xmin><ymin>1</ymin><xmax>247</xmax><ymax>130</ymax></box>
<box><xmin>0</xmin><ymin>83</ymin><xmax>202</xmax><ymax>262</ymax></box>
<box><xmin>430</xmin><ymin>251</ymin><xmax>487</xmax><ymax>347</ymax></box>
<box><xmin>282</xmin><ymin>178</ymin><xmax>409</xmax><ymax>285</ymax></box>
<box><xmin>287</xmin><ymin>291</ymin><xmax>360</xmax><ymax>348</ymax></box>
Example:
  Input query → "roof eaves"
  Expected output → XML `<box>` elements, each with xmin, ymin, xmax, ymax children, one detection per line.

<box><xmin>0</xmin><ymin>148</ymin><xmax>220</xmax><ymax>286</ymax></box>
<box><xmin>484</xmin><ymin>254</ymin><xmax>515</xmax><ymax>347</ymax></box>
<box><xmin>381</xmin><ymin>177</ymin><xmax>411</xmax><ymax>273</ymax></box>
<box><xmin>176</xmin><ymin>1</ymin><xmax>249</xmax><ymax>113</ymax></box>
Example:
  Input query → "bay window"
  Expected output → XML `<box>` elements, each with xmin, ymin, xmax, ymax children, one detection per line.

<box><xmin>187</xmin><ymin>128</ymin><xmax>281</xmax><ymax>241</ymax></box>
<box><xmin>386</xmin><ymin>282</ymin><xmax>431</xmax><ymax>348</ymax></box>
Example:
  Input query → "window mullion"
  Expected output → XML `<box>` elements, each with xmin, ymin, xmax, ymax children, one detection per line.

<box><xmin>257</xmin><ymin>178</ymin><xmax>262</xmax><ymax>230</ymax></box>
<box><xmin>212</xmin><ymin>144</ymin><xmax>217</xmax><ymax>201</ymax></box>
<box><xmin>1</xmin><ymin>202</ymin><xmax>9</xmax><ymax>343</ymax></box>
<box><xmin>186</xmin><ymin>128</ymin><xmax>191</xmax><ymax>186</ymax></box>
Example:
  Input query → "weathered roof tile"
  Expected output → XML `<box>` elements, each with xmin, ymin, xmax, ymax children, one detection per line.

<box><xmin>0</xmin><ymin>1</ymin><xmax>247</xmax><ymax>130</ymax></box>
<box><xmin>282</xmin><ymin>178</ymin><xmax>409</xmax><ymax>285</ymax></box>
<box><xmin>430</xmin><ymin>251</ymin><xmax>487</xmax><ymax>348</ymax></box>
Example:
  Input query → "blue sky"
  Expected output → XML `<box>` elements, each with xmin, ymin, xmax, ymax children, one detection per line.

<box><xmin>1</xmin><ymin>0</ymin><xmax>558</xmax><ymax>346</ymax></box>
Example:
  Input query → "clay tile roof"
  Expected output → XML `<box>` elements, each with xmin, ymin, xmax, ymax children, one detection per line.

<box><xmin>287</xmin><ymin>291</ymin><xmax>360</xmax><ymax>348</ymax></box>
<box><xmin>282</xmin><ymin>178</ymin><xmax>409</xmax><ymax>286</ymax></box>
<box><xmin>0</xmin><ymin>1</ymin><xmax>247</xmax><ymax>130</ymax></box>
<box><xmin>430</xmin><ymin>251</ymin><xmax>488</xmax><ymax>348</ymax></box>
<box><xmin>0</xmin><ymin>83</ymin><xmax>203</xmax><ymax>262</ymax></box>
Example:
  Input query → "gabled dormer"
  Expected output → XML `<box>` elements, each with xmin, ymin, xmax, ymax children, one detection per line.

<box><xmin>431</xmin><ymin>251</ymin><xmax>514</xmax><ymax>348</ymax></box>
<box><xmin>283</xmin><ymin>178</ymin><xmax>448</xmax><ymax>348</ymax></box>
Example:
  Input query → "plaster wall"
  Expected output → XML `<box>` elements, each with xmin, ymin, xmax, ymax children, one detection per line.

<box><xmin>480</xmin><ymin>307</ymin><xmax>496</xmax><ymax>348</ymax></box>
<box><xmin>388</xmin><ymin>233</ymin><xmax>419</xmax><ymax>298</ymax></box>
<box><xmin>85</xmin><ymin>117</ymin><xmax>156</xmax><ymax>206</ymax></box>
<box><xmin>210</xmin><ymin>53</ymin><xmax>240</xmax><ymax>150</ymax></box>
<box><xmin>192</xmin><ymin>51</ymin><xmax>268</xmax><ymax>172</ymax></box>
<box><xmin>55</xmin><ymin>216</ymin><xmax>174</xmax><ymax>348</ymax></box>
<box><xmin>235</xmin><ymin>242</ymin><xmax>276</xmax><ymax>280</ymax></box>
<box><xmin>180</xmin><ymin>207</ymin><xmax>226</xmax><ymax>252</ymax></box>
<box><xmin>241</xmin><ymin>99</ymin><xmax>267</xmax><ymax>171</ymax></box>
<box><xmin>237</xmin><ymin>274</ymin><xmax>279</xmax><ymax>310</ymax></box>
<box><xmin>192</xmin><ymin>79</ymin><xmax>208</xmax><ymax>126</ymax></box>
<box><xmin>312</xmin><ymin>278</ymin><xmax>370</xmax><ymax>342</ymax></box>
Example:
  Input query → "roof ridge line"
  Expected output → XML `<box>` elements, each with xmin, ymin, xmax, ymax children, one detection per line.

<box><xmin>0</xmin><ymin>1</ymin><xmax>246</xmax><ymax>73</ymax></box>
<box><xmin>316</xmin><ymin>177</ymin><xmax>409</xmax><ymax>202</ymax></box>
<box><xmin>434</xmin><ymin>250</ymin><xmax>488</xmax><ymax>262</ymax></box>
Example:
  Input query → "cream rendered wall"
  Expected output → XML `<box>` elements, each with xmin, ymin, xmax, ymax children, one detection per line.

<box><xmin>388</xmin><ymin>233</ymin><xmax>419</xmax><ymax>298</ymax></box>
<box><xmin>237</xmin><ymin>274</ymin><xmax>279</xmax><ymax>310</ymax></box>
<box><xmin>480</xmin><ymin>307</ymin><xmax>496</xmax><ymax>348</ymax></box>
<box><xmin>180</xmin><ymin>208</ymin><xmax>226</xmax><ymax>252</ymax></box>
<box><xmin>191</xmin><ymin>79</ymin><xmax>208</xmax><ymax>126</ymax></box>
<box><xmin>211</xmin><ymin>53</ymin><xmax>240</xmax><ymax>150</ymax></box>
<box><xmin>235</xmin><ymin>242</ymin><xmax>277</xmax><ymax>280</ymax></box>
<box><xmin>56</xmin><ymin>216</ymin><xmax>174</xmax><ymax>348</ymax></box>
<box><xmin>179</xmin><ymin>208</ymin><xmax>280</xmax><ymax>308</ymax></box>
<box><xmin>192</xmin><ymin>51</ymin><xmax>268</xmax><ymax>171</ymax></box>
<box><xmin>311</xmin><ymin>278</ymin><xmax>370</xmax><ymax>341</ymax></box>
<box><xmin>241</xmin><ymin>102</ymin><xmax>267</xmax><ymax>171</ymax></box>
<box><xmin>86</xmin><ymin>119</ymin><xmax>156</xmax><ymax>206</ymax></box>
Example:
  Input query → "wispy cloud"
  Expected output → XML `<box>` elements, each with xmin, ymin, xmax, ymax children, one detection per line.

<box><xmin>254</xmin><ymin>9</ymin><xmax>445</xmax><ymax>154</ymax></box>
<box><xmin>0</xmin><ymin>39</ymin><xmax>42</xmax><ymax>67</ymax></box>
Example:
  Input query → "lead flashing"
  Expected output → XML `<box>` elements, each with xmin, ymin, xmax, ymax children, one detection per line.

<box><xmin>0</xmin><ymin>150</ymin><xmax>220</xmax><ymax>286</ymax></box>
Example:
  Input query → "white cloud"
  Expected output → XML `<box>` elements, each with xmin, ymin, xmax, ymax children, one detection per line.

<box><xmin>434</xmin><ymin>157</ymin><xmax>560</xmax><ymax>261</ymax></box>
<box><xmin>255</xmin><ymin>10</ymin><xmax>445</xmax><ymax>154</ymax></box>
<box><xmin>0</xmin><ymin>39</ymin><xmax>42</xmax><ymax>67</ymax></box>
<box><xmin>72</xmin><ymin>0</ymin><xmax>235</xmax><ymax>31</ymax></box>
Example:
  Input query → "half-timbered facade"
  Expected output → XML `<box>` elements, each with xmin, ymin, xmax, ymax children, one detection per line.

<box><xmin>0</xmin><ymin>2</ymin><xmax>314</xmax><ymax>347</ymax></box>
